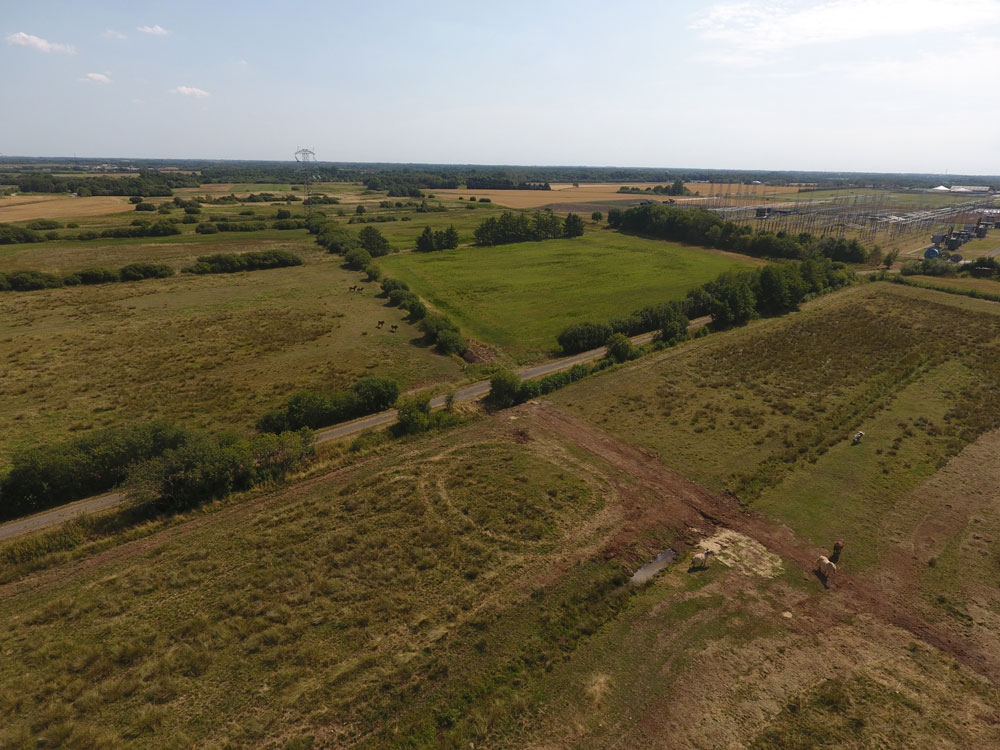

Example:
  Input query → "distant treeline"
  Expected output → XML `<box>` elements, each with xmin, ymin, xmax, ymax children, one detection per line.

<box><xmin>465</xmin><ymin>177</ymin><xmax>550</xmax><ymax>190</ymax></box>
<box><xmin>556</xmin><ymin>256</ymin><xmax>853</xmax><ymax>353</ymax></box>
<box><xmin>618</xmin><ymin>180</ymin><xmax>690</xmax><ymax>196</ymax></box>
<box><xmin>474</xmin><ymin>210</ymin><xmax>584</xmax><ymax>246</ymax></box>
<box><xmin>6</xmin><ymin>159</ymin><xmax>1000</xmax><ymax>190</ymax></box>
<box><xmin>608</xmin><ymin>203</ymin><xmax>872</xmax><ymax>263</ymax></box>
<box><xmin>13</xmin><ymin>170</ymin><xmax>198</xmax><ymax>196</ymax></box>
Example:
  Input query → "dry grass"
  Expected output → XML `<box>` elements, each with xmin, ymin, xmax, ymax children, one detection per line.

<box><xmin>0</xmin><ymin>195</ymin><xmax>132</xmax><ymax>222</ymax></box>
<box><xmin>0</xmin><ymin>253</ymin><xmax>464</xmax><ymax>466</ymax></box>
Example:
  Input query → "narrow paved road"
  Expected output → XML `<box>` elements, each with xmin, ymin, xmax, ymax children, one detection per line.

<box><xmin>0</xmin><ymin>321</ymin><xmax>704</xmax><ymax>542</ymax></box>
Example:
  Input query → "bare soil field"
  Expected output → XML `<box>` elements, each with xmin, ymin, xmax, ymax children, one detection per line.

<box><xmin>0</xmin><ymin>195</ymin><xmax>132</xmax><ymax>222</ymax></box>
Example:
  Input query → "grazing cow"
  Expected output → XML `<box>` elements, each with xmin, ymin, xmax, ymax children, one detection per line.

<box><xmin>376</xmin><ymin>320</ymin><xmax>384</xmax><ymax>329</ymax></box>
<box><xmin>356</xmin><ymin>286</ymin><xmax>364</xmax><ymax>294</ymax></box>
<box><xmin>390</xmin><ymin>324</ymin><xmax>398</xmax><ymax>333</ymax></box>
<box><xmin>852</xmin><ymin>431</ymin><xmax>865</xmax><ymax>445</ymax></box>
<box><xmin>349</xmin><ymin>285</ymin><xmax>357</xmax><ymax>292</ymax></box>
<box><xmin>689</xmin><ymin>549</ymin><xmax>713</xmax><ymax>571</ymax></box>
<box><xmin>816</xmin><ymin>555</ymin><xmax>837</xmax><ymax>585</ymax></box>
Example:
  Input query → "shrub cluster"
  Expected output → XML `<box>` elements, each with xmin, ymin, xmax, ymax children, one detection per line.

<box><xmin>608</xmin><ymin>203</ymin><xmax>872</xmax><ymax>262</ymax></box>
<box><xmin>473</xmin><ymin>210</ymin><xmax>583</xmax><ymax>246</ymax></box>
<box><xmin>391</xmin><ymin>394</ymin><xmax>460</xmax><ymax>437</ymax></box>
<box><xmin>0</xmin><ymin>422</ymin><xmax>192</xmax><ymax>519</ymax></box>
<box><xmin>557</xmin><ymin>301</ymin><xmax>689</xmax><ymax>354</ymax></box>
<box><xmin>556</xmin><ymin>257</ymin><xmax>851</xmax><ymax>353</ymax></box>
<box><xmin>257</xmin><ymin>376</ymin><xmax>400</xmax><ymax>433</ymax></box>
<box><xmin>125</xmin><ymin>429</ymin><xmax>314</xmax><ymax>511</ymax></box>
<box><xmin>415</xmin><ymin>225</ymin><xmax>459</xmax><ymax>252</ymax></box>
<box><xmin>0</xmin><ymin>224</ymin><xmax>45</xmax><ymax>245</ymax></box>
<box><xmin>419</xmin><ymin>313</ymin><xmax>467</xmax><ymax>355</ymax></box>
<box><xmin>487</xmin><ymin>362</ymin><xmax>607</xmax><ymax>409</ymax></box>
<box><xmin>0</xmin><ymin>262</ymin><xmax>174</xmax><ymax>292</ymax></box>
<box><xmin>95</xmin><ymin>220</ymin><xmax>181</xmax><ymax>239</ymax></box>
<box><xmin>386</xmin><ymin>285</ymin><xmax>427</xmax><ymax>320</ymax></box>
<box><xmin>183</xmin><ymin>250</ymin><xmax>303</xmax><ymax>275</ymax></box>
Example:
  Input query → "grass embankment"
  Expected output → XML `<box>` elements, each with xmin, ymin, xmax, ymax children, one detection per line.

<box><xmin>901</xmin><ymin>274</ymin><xmax>1000</xmax><ymax>300</ymax></box>
<box><xmin>380</xmin><ymin>231</ymin><xmax>759</xmax><ymax>361</ymax></box>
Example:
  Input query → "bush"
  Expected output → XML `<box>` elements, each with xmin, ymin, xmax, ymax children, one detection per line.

<box><xmin>380</xmin><ymin>278</ymin><xmax>409</xmax><ymax>295</ymax></box>
<box><xmin>195</xmin><ymin>222</ymin><xmax>219</xmax><ymax>234</ymax></box>
<box><xmin>420</xmin><ymin>313</ymin><xmax>458</xmax><ymax>344</ymax></box>
<box><xmin>184</xmin><ymin>206</ymin><xmax>202</xmax><ymax>215</ymax></box>
<box><xmin>394</xmin><ymin>394</ymin><xmax>432</xmax><ymax>436</ymax></box>
<box><xmin>0</xmin><ymin>224</ymin><xmax>44</xmax><ymax>245</ymax></box>
<box><xmin>488</xmin><ymin>369</ymin><xmax>522</xmax><ymax>409</ymax></box>
<box><xmin>435</xmin><ymin>328</ymin><xmax>466</xmax><ymax>355</ymax></box>
<box><xmin>0</xmin><ymin>422</ymin><xmax>192</xmax><ymax>519</ymax></box>
<box><xmin>5</xmin><ymin>270</ymin><xmax>63</xmax><ymax>291</ymax></box>
<box><xmin>388</xmin><ymin>288</ymin><xmax>418</xmax><ymax>307</ymax></box>
<box><xmin>402</xmin><ymin>298</ymin><xmax>428</xmax><ymax>320</ymax></box>
<box><xmin>344</xmin><ymin>247</ymin><xmax>372</xmax><ymax>271</ymax></box>
<box><xmin>135</xmin><ymin>202</ymin><xmax>155</xmax><ymax>211</ymax></box>
<box><xmin>25</xmin><ymin>219</ymin><xmax>62</xmax><ymax>230</ymax></box>
<box><xmin>120</xmin><ymin>263</ymin><xmax>175</xmax><ymax>281</ymax></box>
<box><xmin>275</xmin><ymin>209</ymin><xmax>291</xmax><ymax>220</ymax></box>
<box><xmin>605</xmin><ymin>332</ymin><xmax>635</xmax><ymax>363</ymax></box>
<box><xmin>126</xmin><ymin>430</ymin><xmax>314</xmax><ymax>511</ymax></box>
<box><xmin>257</xmin><ymin>377</ymin><xmax>400</xmax><ymax>433</ymax></box>
<box><xmin>557</xmin><ymin>322</ymin><xmax>613</xmax><ymax>354</ymax></box>
<box><xmin>78</xmin><ymin>267</ymin><xmax>120</xmax><ymax>285</ymax></box>
<box><xmin>182</xmin><ymin>251</ymin><xmax>303</xmax><ymax>274</ymax></box>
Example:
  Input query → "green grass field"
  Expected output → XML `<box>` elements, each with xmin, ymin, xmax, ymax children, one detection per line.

<box><xmin>380</xmin><ymin>230</ymin><xmax>760</xmax><ymax>360</ymax></box>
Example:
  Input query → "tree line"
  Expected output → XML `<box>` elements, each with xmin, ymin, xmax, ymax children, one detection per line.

<box><xmin>618</xmin><ymin>180</ymin><xmax>690</xmax><ymax>196</ymax></box>
<box><xmin>14</xmin><ymin>170</ymin><xmax>198</xmax><ymax>196</ymax></box>
<box><xmin>557</xmin><ymin>257</ymin><xmax>853</xmax><ymax>354</ymax></box>
<box><xmin>473</xmin><ymin>211</ymin><xmax>584</xmax><ymax>246</ymax></box>
<box><xmin>608</xmin><ymin>203</ymin><xmax>873</xmax><ymax>263</ymax></box>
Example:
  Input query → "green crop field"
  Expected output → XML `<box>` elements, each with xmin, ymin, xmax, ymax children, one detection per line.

<box><xmin>380</xmin><ymin>230</ymin><xmax>761</xmax><ymax>361</ymax></box>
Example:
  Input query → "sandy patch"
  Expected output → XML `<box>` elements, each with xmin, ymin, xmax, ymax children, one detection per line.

<box><xmin>698</xmin><ymin>529</ymin><xmax>784</xmax><ymax>578</ymax></box>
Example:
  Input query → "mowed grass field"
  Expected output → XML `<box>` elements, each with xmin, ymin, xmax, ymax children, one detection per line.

<box><xmin>0</xmin><ymin>252</ymin><xmax>463</xmax><ymax>467</ymax></box>
<box><xmin>2</xmin><ymin>370</ymin><xmax>998</xmax><ymax>748</ymax></box>
<box><xmin>380</xmin><ymin>231</ymin><xmax>761</xmax><ymax>360</ymax></box>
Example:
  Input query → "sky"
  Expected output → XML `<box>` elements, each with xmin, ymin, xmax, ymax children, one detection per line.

<box><xmin>3</xmin><ymin>0</ymin><xmax>1000</xmax><ymax>174</ymax></box>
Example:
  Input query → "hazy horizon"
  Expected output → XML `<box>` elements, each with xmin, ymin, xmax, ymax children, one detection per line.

<box><xmin>5</xmin><ymin>0</ymin><xmax>1000</xmax><ymax>174</ymax></box>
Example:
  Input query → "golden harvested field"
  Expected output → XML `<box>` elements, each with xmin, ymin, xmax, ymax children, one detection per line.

<box><xmin>0</xmin><ymin>195</ymin><xmax>132</xmax><ymax>222</ymax></box>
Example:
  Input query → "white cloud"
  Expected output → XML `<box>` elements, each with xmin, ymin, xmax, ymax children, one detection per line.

<box><xmin>137</xmin><ymin>24</ymin><xmax>168</xmax><ymax>35</ymax></box>
<box><xmin>103</xmin><ymin>29</ymin><xmax>127</xmax><ymax>40</ymax></box>
<box><xmin>5</xmin><ymin>31</ymin><xmax>76</xmax><ymax>54</ymax></box>
<box><xmin>170</xmin><ymin>85</ymin><xmax>211</xmax><ymax>99</ymax></box>
<box><xmin>80</xmin><ymin>72</ymin><xmax>111</xmax><ymax>84</ymax></box>
<box><xmin>692</xmin><ymin>0</ymin><xmax>1000</xmax><ymax>64</ymax></box>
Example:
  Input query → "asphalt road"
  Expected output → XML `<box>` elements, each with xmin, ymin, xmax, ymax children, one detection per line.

<box><xmin>0</xmin><ymin>321</ymin><xmax>704</xmax><ymax>543</ymax></box>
